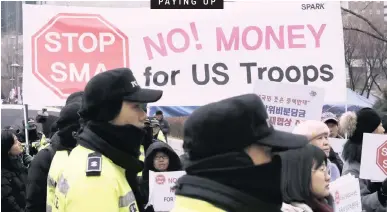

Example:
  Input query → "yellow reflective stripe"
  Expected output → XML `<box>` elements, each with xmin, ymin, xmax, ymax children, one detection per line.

<box><xmin>118</xmin><ymin>191</ymin><xmax>136</xmax><ymax>207</ymax></box>
<box><xmin>46</xmin><ymin>204</ymin><xmax>52</xmax><ymax>212</ymax></box>
<box><xmin>139</xmin><ymin>145</ymin><xmax>145</xmax><ymax>162</ymax></box>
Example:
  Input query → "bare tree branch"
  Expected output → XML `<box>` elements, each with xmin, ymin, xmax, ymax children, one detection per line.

<box><xmin>361</xmin><ymin>2</ymin><xmax>372</xmax><ymax>12</ymax></box>
<box><xmin>341</xmin><ymin>7</ymin><xmax>385</xmax><ymax>38</ymax></box>
<box><xmin>343</xmin><ymin>27</ymin><xmax>387</xmax><ymax>43</ymax></box>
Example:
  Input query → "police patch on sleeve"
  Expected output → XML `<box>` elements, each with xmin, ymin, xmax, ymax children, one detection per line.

<box><xmin>129</xmin><ymin>203</ymin><xmax>137</xmax><ymax>212</ymax></box>
<box><xmin>86</xmin><ymin>152</ymin><xmax>102</xmax><ymax>176</ymax></box>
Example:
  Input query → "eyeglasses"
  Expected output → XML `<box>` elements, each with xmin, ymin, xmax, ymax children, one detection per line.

<box><xmin>312</xmin><ymin>165</ymin><xmax>330</xmax><ymax>176</ymax></box>
<box><xmin>155</xmin><ymin>155</ymin><xmax>168</xmax><ymax>160</ymax></box>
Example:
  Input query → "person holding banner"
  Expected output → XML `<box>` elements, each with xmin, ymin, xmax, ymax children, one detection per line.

<box><xmin>138</xmin><ymin>141</ymin><xmax>182</xmax><ymax>212</ymax></box>
<box><xmin>292</xmin><ymin>120</ymin><xmax>341</xmax><ymax>182</ymax></box>
<box><xmin>53</xmin><ymin>68</ymin><xmax>163</xmax><ymax>212</ymax></box>
<box><xmin>280</xmin><ymin>144</ymin><xmax>334</xmax><ymax>212</ymax></box>
<box><xmin>340</xmin><ymin>108</ymin><xmax>387</xmax><ymax>212</ymax></box>
<box><xmin>173</xmin><ymin>94</ymin><xmax>309</xmax><ymax>212</ymax></box>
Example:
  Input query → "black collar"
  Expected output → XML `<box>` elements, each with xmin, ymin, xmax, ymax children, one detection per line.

<box><xmin>176</xmin><ymin>175</ymin><xmax>282</xmax><ymax>212</ymax></box>
<box><xmin>77</xmin><ymin>126</ymin><xmax>143</xmax><ymax>175</ymax></box>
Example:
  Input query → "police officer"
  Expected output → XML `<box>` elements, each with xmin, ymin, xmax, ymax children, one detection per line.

<box><xmin>54</xmin><ymin>68</ymin><xmax>162</xmax><ymax>212</ymax></box>
<box><xmin>26</xmin><ymin>91</ymin><xmax>83</xmax><ymax>212</ymax></box>
<box><xmin>46</xmin><ymin>102</ymin><xmax>82</xmax><ymax>212</ymax></box>
<box><xmin>172</xmin><ymin>94</ymin><xmax>309</xmax><ymax>212</ymax></box>
<box><xmin>150</xmin><ymin>119</ymin><xmax>167</xmax><ymax>142</ymax></box>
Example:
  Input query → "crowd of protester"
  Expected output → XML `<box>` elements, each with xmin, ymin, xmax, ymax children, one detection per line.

<box><xmin>2</xmin><ymin>67</ymin><xmax>387</xmax><ymax>212</ymax></box>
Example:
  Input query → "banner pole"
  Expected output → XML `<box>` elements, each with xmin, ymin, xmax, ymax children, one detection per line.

<box><xmin>23</xmin><ymin>104</ymin><xmax>30</xmax><ymax>154</ymax></box>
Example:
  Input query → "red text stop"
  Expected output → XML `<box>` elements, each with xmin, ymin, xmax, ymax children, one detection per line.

<box><xmin>32</xmin><ymin>13</ymin><xmax>129</xmax><ymax>99</ymax></box>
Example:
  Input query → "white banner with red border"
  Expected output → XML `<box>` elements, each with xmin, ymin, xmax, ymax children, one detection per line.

<box><xmin>23</xmin><ymin>3</ymin><xmax>346</xmax><ymax>106</ymax></box>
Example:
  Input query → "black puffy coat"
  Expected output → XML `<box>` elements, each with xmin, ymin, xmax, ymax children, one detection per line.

<box><xmin>2</xmin><ymin>156</ymin><xmax>28</xmax><ymax>212</ymax></box>
<box><xmin>25</xmin><ymin>133</ymin><xmax>59</xmax><ymax>212</ymax></box>
<box><xmin>138</xmin><ymin>141</ymin><xmax>182</xmax><ymax>212</ymax></box>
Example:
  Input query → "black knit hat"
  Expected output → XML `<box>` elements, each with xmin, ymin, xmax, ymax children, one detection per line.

<box><xmin>349</xmin><ymin>108</ymin><xmax>381</xmax><ymax>143</ymax></box>
<box><xmin>56</xmin><ymin>102</ymin><xmax>82</xmax><ymax>130</ymax></box>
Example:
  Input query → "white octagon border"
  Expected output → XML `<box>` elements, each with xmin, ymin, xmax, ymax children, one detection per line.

<box><xmin>376</xmin><ymin>140</ymin><xmax>387</xmax><ymax>175</ymax></box>
<box><xmin>33</xmin><ymin>15</ymin><xmax>128</xmax><ymax>98</ymax></box>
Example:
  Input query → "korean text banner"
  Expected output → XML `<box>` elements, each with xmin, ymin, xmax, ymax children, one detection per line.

<box><xmin>254</xmin><ymin>81</ymin><xmax>324</xmax><ymax>132</ymax></box>
<box><xmin>23</xmin><ymin>2</ymin><xmax>346</xmax><ymax>106</ymax></box>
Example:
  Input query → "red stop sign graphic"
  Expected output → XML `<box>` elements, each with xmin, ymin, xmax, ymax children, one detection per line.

<box><xmin>31</xmin><ymin>13</ymin><xmax>129</xmax><ymax>99</ymax></box>
<box><xmin>155</xmin><ymin>174</ymin><xmax>166</xmax><ymax>185</ymax></box>
<box><xmin>334</xmin><ymin>190</ymin><xmax>340</xmax><ymax>205</ymax></box>
<box><xmin>376</xmin><ymin>140</ymin><xmax>387</xmax><ymax>175</ymax></box>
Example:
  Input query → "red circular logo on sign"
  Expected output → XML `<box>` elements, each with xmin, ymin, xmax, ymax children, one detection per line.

<box><xmin>376</xmin><ymin>140</ymin><xmax>387</xmax><ymax>175</ymax></box>
<box><xmin>155</xmin><ymin>174</ymin><xmax>166</xmax><ymax>185</ymax></box>
<box><xmin>335</xmin><ymin>190</ymin><xmax>340</xmax><ymax>205</ymax></box>
<box><xmin>32</xmin><ymin>13</ymin><xmax>129</xmax><ymax>99</ymax></box>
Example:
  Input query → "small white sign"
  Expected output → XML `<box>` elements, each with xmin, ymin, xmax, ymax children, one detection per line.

<box><xmin>254</xmin><ymin>81</ymin><xmax>324</xmax><ymax>132</ymax></box>
<box><xmin>148</xmin><ymin>171</ymin><xmax>185</xmax><ymax>211</ymax></box>
<box><xmin>360</xmin><ymin>133</ymin><xmax>387</xmax><ymax>182</ymax></box>
<box><xmin>328</xmin><ymin>138</ymin><xmax>346</xmax><ymax>161</ymax></box>
<box><xmin>330</xmin><ymin>174</ymin><xmax>362</xmax><ymax>212</ymax></box>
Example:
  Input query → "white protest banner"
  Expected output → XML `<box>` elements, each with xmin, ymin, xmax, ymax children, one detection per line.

<box><xmin>360</xmin><ymin>133</ymin><xmax>387</xmax><ymax>182</ymax></box>
<box><xmin>254</xmin><ymin>81</ymin><xmax>324</xmax><ymax>132</ymax></box>
<box><xmin>329</xmin><ymin>138</ymin><xmax>346</xmax><ymax>161</ymax></box>
<box><xmin>23</xmin><ymin>2</ymin><xmax>346</xmax><ymax>106</ymax></box>
<box><xmin>148</xmin><ymin>171</ymin><xmax>185</xmax><ymax>211</ymax></box>
<box><xmin>330</xmin><ymin>174</ymin><xmax>362</xmax><ymax>212</ymax></box>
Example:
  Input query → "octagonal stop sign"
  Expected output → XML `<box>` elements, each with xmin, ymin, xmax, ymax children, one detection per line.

<box><xmin>32</xmin><ymin>13</ymin><xmax>129</xmax><ymax>99</ymax></box>
<box><xmin>376</xmin><ymin>140</ymin><xmax>387</xmax><ymax>175</ymax></box>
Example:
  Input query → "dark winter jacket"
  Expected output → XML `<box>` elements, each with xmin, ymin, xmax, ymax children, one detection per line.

<box><xmin>158</xmin><ymin>118</ymin><xmax>170</xmax><ymax>137</ymax></box>
<box><xmin>329</xmin><ymin>148</ymin><xmax>343</xmax><ymax>174</ymax></box>
<box><xmin>138</xmin><ymin>141</ymin><xmax>182</xmax><ymax>212</ymax></box>
<box><xmin>26</xmin><ymin>127</ymin><xmax>77</xmax><ymax>212</ymax></box>
<box><xmin>25</xmin><ymin>133</ymin><xmax>60</xmax><ymax>212</ymax></box>
<box><xmin>2</xmin><ymin>155</ymin><xmax>28</xmax><ymax>212</ymax></box>
<box><xmin>179</xmin><ymin>152</ymin><xmax>190</xmax><ymax>169</ymax></box>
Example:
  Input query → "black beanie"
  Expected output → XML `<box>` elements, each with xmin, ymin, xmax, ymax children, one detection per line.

<box><xmin>350</xmin><ymin>108</ymin><xmax>381</xmax><ymax>143</ymax></box>
<box><xmin>56</xmin><ymin>102</ymin><xmax>82</xmax><ymax>130</ymax></box>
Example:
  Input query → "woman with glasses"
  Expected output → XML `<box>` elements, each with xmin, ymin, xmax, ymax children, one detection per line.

<box><xmin>280</xmin><ymin>144</ymin><xmax>334</xmax><ymax>212</ymax></box>
<box><xmin>293</xmin><ymin>120</ymin><xmax>341</xmax><ymax>182</ymax></box>
<box><xmin>137</xmin><ymin>141</ymin><xmax>182</xmax><ymax>212</ymax></box>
